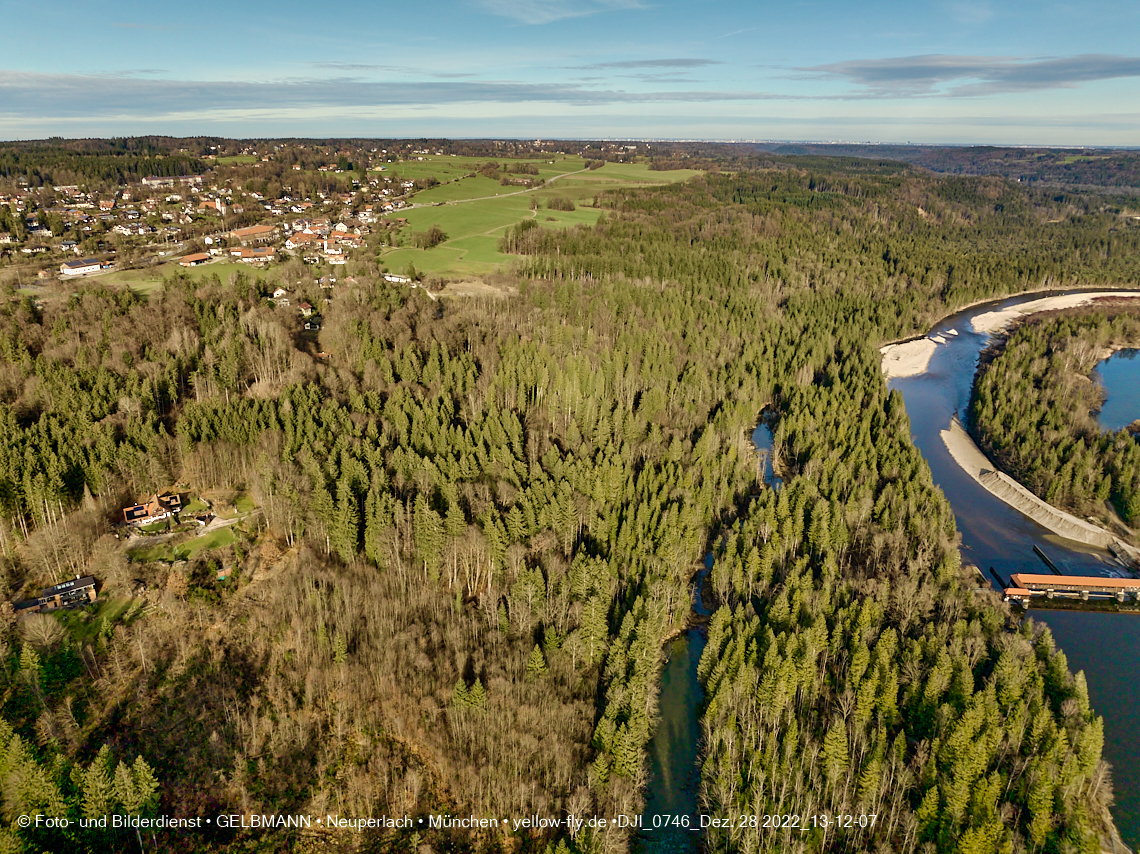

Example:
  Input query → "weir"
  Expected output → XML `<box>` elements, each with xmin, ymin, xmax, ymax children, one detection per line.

<box><xmin>889</xmin><ymin>288</ymin><xmax>1140</xmax><ymax>846</ymax></box>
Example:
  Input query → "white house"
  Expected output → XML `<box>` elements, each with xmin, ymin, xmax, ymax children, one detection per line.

<box><xmin>60</xmin><ymin>258</ymin><xmax>101</xmax><ymax>276</ymax></box>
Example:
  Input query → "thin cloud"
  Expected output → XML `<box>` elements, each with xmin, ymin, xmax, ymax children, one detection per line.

<box><xmin>106</xmin><ymin>69</ymin><xmax>168</xmax><ymax>78</ymax></box>
<box><xmin>310</xmin><ymin>62</ymin><xmax>400</xmax><ymax>72</ymax></box>
<box><xmin>944</xmin><ymin>0</ymin><xmax>994</xmax><ymax>25</ymax></box>
<box><xmin>310</xmin><ymin>63</ymin><xmax>476</xmax><ymax>79</ymax></box>
<box><xmin>803</xmin><ymin>54</ymin><xmax>1140</xmax><ymax>97</ymax></box>
<box><xmin>111</xmin><ymin>22</ymin><xmax>170</xmax><ymax>31</ymax></box>
<box><xmin>0</xmin><ymin>70</ymin><xmax>782</xmax><ymax>122</ymax></box>
<box><xmin>717</xmin><ymin>27</ymin><xmax>761</xmax><ymax>39</ymax></box>
<box><xmin>477</xmin><ymin>0</ymin><xmax>644</xmax><ymax>25</ymax></box>
<box><xmin>574</xmin><ymin>59</ymin><xmax>722</xmax><ymax>70</ymax></box>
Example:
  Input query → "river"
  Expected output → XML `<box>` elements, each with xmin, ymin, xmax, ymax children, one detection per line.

<box><xmin>637</xmin><ymin>291</ymin><xmax>1139</xmax><ymax>849</ymax></box>
<box><xmin>1095</xmin><ymin>348</ymin><xmax>1140</xmax><ymax>432</ymax></box>
<box><xmin>889</xmin><ymin>290</ymin><xmax>1140</xmax><ymax>846</ymax></box>
<box><xmin>636</xmin><ymin>424</ymin><xmax>780</xmax><ymax>852</ymax></box>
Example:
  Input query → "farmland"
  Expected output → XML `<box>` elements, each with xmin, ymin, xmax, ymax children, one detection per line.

<box><xmin>380</xmin><ymin>158</ymin><xmax>701</xmax><ymax>278</ymax></box>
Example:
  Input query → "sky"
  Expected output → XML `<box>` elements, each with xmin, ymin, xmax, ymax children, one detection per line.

<box><xmin>1</xmin><ymin>0</ymin><xmax>1139</xmax><ymax>145</ymax></box>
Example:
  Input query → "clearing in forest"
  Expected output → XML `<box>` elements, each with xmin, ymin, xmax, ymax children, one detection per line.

<box><xmin>381</xmin><ymin>159</ymin><xmax>701</xmax><ymax>278</ymax></box>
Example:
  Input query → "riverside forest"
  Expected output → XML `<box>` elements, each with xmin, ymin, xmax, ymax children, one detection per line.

<box><xmin>2</xmin><ymin>140</ymin><xmax>1140</xmax><ymax>854</ymax></box>
<box><xmin>971</xmin><ymin>306</ymin><xmax>1140</xmax><ymax>533</ymax></box>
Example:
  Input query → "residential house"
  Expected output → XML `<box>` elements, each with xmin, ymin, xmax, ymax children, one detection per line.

<box><xmin>285</xmin><ymin>231</ymin><xmax>321</xmax><ymax>250</ymax></box>
<box><xmin>123</xmin><ymin>492</ymin><xmax>183</xmax><ymax>526</ymax></box>
<box><xmin>230</xmin><ymin>224</ymin><xmax>278</xmax><ymax>245</ymax></box>
<box><xmin>230</xmin><ymin>247</ymin><xmax>276</xmax><ymax>264</ymax></box>
<box><xmin>15</xmin><ymin>576</ymin><xmax>98</xmax><ymax>613</ymax></box>
<box><xmin>179</xmin><ymin>252</ymin><xmax>210</xmax><ymax>267</ymax></box>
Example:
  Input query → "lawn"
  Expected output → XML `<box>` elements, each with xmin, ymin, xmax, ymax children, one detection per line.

<box><xmin>555</xmin><ymin>162</ymin><xmax>702</xmax><ymax>186</ymax></box>
<box><xmin>375</xmin><ymin>155</ymin><xmax>586</xmax><ymax>188</ymax></box>
<box><xmin>382</xmin><ymin>191</ymin><xmax>605</xmax><ymax>276</ymax></box>
<box><xmin>53</xmin><ymin>598</ymin><xmax>138</xmax><ymax>645</ymax></box>
<box><xmin>181</xmin><ymin>498</ymin><xmax>209</xmax><ymax>515</ymax></box>
<box><xmin>216</xmin><ymin>155</ymin><xmax>260</xmax><ymax>165</ymax></box>
<box><xmin>95</xmin><ymin>259</ymin><xmax>265</xmax><ymax>294</ymax></box>
<box><xmin>409</xmin><ymin>175</ymin><xmax>526</xmax><ymax>204</ymax></box>
<box><xmin>128</xmin><ymin>524</ymin><xmax>237</xmax><ymax>563</ymax></box>
<box><xmin>177</xmin><ymin>526</ymin><xmax>237</xmax><ymax>560</ymax></box>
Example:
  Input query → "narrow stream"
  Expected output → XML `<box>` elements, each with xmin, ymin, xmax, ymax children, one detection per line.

<box><xmin>636</xmin><ymin>423</ymin><xmax>780</xmax><ymax>852</ymax></box>
<box><xmin>638</xmin><ymin>292</ymin><xmax>1140</xmax><ymax>850</ymax></box>
<box><xmin>890</xmin><ymin>290</ymin><xmax>1140</xmax><ymax>845</ymax></box>
<box><xmin>636</xmin><ymin>560</ymin><xmax>710</xmax><ymax>853</ymax></box>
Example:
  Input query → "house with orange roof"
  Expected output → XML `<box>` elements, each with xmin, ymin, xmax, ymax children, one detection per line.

<box><xmin>230</xmin><ymin>224</ymin><xmax>278</xmax><ymax>245</ymax></box>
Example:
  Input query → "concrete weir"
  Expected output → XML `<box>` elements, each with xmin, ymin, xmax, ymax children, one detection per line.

<box><xmin>940</xmin><ymin>418</ymin><xmax>1130</xmax><ymax>551</ymax></box>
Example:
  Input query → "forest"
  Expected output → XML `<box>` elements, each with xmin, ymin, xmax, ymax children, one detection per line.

<box><xmin>0</xmin><ymin>140</ymin><xmax>206</xmax><ymax>188</ymax></box>
<box><xmin>971</xmin><ymin>306</ymin><xmax>1140</xmax><ymax>529</ymax></box>
<box><xmin>0</xmin><ymin>154</ymin><xmax>1138</xmax><ymax>852</ymax></box>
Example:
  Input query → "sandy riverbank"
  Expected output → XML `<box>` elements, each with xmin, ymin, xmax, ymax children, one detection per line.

<box><xmin>971</xmin><ymin>291</ymin><xmax>1140</xmax><ymax>334</ymax></box>
<box><xmin>880</xmin><ymin>290</ymin><xmax>1140</xmax><ymax>379</ymax></box>
<box><xmin>881</xmin><ymin>287</ymin><xmax>1140</xmax><ymax>558</ymax></box>
<box><xmin>879</xmin><ymin>337</ymin><xmax>938</xmax><ymax>379</ymax></box>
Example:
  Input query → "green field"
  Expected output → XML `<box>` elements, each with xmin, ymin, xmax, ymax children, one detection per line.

<box><xmin>373</xmin><ymin>155</ymin><xmax>585</xmax><ymax>187</ymax></box>
<box><xmin>380</xmin><ymin>161</ymin><xmax>700</xmax><ymax>277</ymax></box>
<box><xmin>177</xmin><ymin>526</ymin><xmax>237</xmax><ymax>559</ymax></box>
<box><xmin>216</xmin><ymin>155</ymin><xmax>260</xmax><ymax>165</ymax></box>
<box><xmin>81</xmin><ymin>159</ymin><xmax>701</xmax><ymax>289</ymax></box>
<box><xmin>129</xmin><ymin>525</ymin><xmax>238</xmax><ymax>563</ymax></box>
<box><xmin>383</xmin><ymin>194</ymin><xmax>602</xmax><ymax>277</ymax></box>
<box><xmin>95</xmin><ymin>259</ymin><xmax>256</xmax><ymax>292</ymax></box>
<box><xmin>53</xmin><ymin>598</ymin><xmax>139</xmax><ymax>644</ymax></box>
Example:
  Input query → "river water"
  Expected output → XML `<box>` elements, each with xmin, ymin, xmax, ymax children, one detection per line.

<box><xmin>638</xmin><ymin>292</ymin><xmax>1140</xmax><ymax>849</ymax></box>
<box><xmin>1095</xmin><ymin>348</ymin><xmax>1140</xmax><ymax>432</ymax></box>
<box><xmin>890</xmin><ymin>290</ymin><xmax>1140</xmax><ymax>846</ymax></box>
<box><xmin>636</xmin><ymin>425</ymin><xmax>780</xmax><ymax>853</ymax></box>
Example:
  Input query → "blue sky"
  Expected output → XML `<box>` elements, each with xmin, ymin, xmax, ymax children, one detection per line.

<box><xmin>2</xmin><ymin>0</ymin><xmax>1139</xmax><ymax>144</ymax></box>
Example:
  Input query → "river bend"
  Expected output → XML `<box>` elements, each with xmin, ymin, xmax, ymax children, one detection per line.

<box><xmin>889</xmin><ymin>289</ymin><xmax>1140</xmax><ymax>846</ymax></box>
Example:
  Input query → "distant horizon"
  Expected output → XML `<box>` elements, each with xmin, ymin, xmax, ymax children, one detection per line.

<box><xmin>3</xmin><ymin>135</ymin><xmax>1140</xmax><ymax>151</ymax></box>
<box><xmin>4</xmin><ymin>0</ymin><xmax>1138</xmax><ymax>144</ymax></box>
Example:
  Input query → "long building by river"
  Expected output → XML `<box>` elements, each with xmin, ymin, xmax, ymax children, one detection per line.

<box><xmin>1005</xmin><ymin>573</ymin><xmax>1140</xmax><ymax>606</ymax></box>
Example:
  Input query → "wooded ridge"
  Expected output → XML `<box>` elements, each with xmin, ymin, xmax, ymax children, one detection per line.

<box><xmin>0</xmin><ymin>155</ymin><xmax>1137</xmax><ymax>852</ymax></box>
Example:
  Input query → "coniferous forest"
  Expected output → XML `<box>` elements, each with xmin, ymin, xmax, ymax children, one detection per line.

<box><xmin>971</xmin><ymin>307</ymin><xmax>1140</xmax><ymax>529</ymax></box>
<box><xmin>1</xmin><ymin>154</ymin><xmax>1140</xmax><ymax>852</ymax></box>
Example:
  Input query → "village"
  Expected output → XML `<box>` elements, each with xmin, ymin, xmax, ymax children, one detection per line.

<box><xmin>0</xmin><ymin>140</ymin><xmax>431</xmax><ymax>294</ymax></box>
